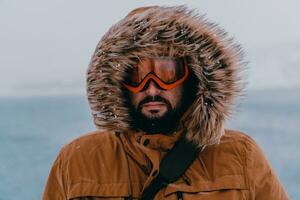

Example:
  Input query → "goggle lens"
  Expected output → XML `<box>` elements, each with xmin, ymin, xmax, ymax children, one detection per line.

<box><xmin>124</xmin><ymin>58</ymin><xmax>189</xmax><ymax>93</ymax></box>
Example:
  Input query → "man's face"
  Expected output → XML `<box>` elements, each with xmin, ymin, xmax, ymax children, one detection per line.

<box><xmin>127</xmin><ymin>58</ymin><xmax>185</xmax><ymax>134</ymax></box>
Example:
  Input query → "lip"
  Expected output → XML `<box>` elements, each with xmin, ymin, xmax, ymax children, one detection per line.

<box><xmin>143</xmin><ymin>101</ymin><xmax>165</xmax><ymax>107</ymax></box>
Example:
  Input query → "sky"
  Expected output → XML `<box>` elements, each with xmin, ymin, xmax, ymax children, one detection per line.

<box><xmin>1</xmin><ymin>0</ymin><xmax>300</xmax><ymax>96</ymax></box>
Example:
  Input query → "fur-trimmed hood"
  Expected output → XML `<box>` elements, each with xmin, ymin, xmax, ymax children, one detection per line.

<box><xmin>86</xmin><ymin>5</ymin><xmax>245</xmax><ymax>147</ymax></box>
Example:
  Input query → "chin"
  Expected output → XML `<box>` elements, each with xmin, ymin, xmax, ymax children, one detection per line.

<box><xmin>128</xmin><ymin>100</ymin><xmax>182</xmax><ymax>134</ymax></box>
<box><xmin>142</xmin><ymin>110</ymin><xmax>167</xmax><ymax>118</ymax></box>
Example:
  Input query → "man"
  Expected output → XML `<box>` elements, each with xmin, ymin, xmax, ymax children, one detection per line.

<box><xmin>43</xmin><ymin>5</ymin><xmax>288</xmax><ymax>200</ymax></box>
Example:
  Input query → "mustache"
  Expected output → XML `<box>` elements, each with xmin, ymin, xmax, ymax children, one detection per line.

<box><xmin>138</xmin><ymin>95</ymin><xmax>171</xmax><ymax>109</ymax></box>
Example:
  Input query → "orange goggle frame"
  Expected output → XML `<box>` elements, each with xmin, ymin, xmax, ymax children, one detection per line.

<box><xmin>124</xmin><ymin>65</ymin><xmax>189</xmax><ymax>93</ymax></box>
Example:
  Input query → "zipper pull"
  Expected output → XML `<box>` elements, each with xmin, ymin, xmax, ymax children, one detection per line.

<box><xmin>176</xmin><ymin>191</ymin><xmax>183</xmax><ymax>200</ymax></box>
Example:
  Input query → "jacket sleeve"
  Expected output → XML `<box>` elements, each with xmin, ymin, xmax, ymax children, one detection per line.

<box><xmin>42</xmin><ymin>152</ymin><xmax>67</xmax><ymax>200</ymax></box>
<box><xmin>245</xmin><ymin>135</ymin><xmax>289</xmax><ymax>200</ymax></box>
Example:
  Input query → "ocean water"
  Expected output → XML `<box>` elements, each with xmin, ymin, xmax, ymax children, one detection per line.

<box><xmin>0</xmin><ymin>89</ymin><xmax>299</xmax><ymax>200</ymax></box>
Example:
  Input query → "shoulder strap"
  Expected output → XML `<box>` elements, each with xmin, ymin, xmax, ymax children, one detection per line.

<box><xmin>140</xmin><ymin>133</ymin><xmax>201</xmax><ymax>200</ymax></box>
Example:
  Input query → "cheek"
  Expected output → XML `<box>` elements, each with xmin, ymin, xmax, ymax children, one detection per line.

<box><xmin>129</xmin><ymin>93</ymin><xmax>142</xmax><ymax>107</ymax></box>
<box><xmin>167</xmin><ymin>86</ymin><xmax>184</xmax><ymax>107</ymax></box>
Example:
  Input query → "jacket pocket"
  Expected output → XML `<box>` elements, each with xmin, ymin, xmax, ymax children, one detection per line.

<box><xmin>67</xmin><ymin>182</ymin><xmax>136</xmax><ymax>200</ymax></box>
<box><xmin>70</xmin><ymin>197</ymin><xmax>124</xmax><ymax>200</ymax></box>
<box><xmin>164</xmin><ymin>175</ymin><xmax>248</xmax><ymax>200</ymax></box>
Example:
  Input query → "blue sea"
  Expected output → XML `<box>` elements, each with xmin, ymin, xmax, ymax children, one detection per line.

<box><xmin>0</xmin><ymin>89</ymin><xmax>299</xmax><ymax>200</ymax></box>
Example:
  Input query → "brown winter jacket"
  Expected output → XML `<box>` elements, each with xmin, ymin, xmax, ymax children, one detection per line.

<box><xmin>43</xmin><ymin>5</ymin><xmax>288</xmax><ymax>199</ymax></box>
<box><xmin>43</xmin><ymin>129</ymin><xmax>288</xmax><ymax>199</ymax></box>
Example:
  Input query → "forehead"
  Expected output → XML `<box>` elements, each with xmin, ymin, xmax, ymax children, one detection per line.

<box><xmin>136</xmin><ymin>57</ymin><xmax>181</xmax><ymax>68</ymax></box>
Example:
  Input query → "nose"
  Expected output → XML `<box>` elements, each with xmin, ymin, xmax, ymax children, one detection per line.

<box><xmin>145</xmin><ymin>81</ymin><xmax>162</xmax><ymax>96</ymax></box>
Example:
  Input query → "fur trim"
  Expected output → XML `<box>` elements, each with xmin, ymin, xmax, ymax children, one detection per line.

<box><xmin>86</xmin><ymin>5</ymin><xmax>246</xmax><ymax>147</ymax></box>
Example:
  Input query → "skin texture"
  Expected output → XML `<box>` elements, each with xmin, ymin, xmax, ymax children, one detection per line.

<box><xmin>128</xmin><ymin>58</ymin><xmax>184</xmax><ymax>119</ymax></box>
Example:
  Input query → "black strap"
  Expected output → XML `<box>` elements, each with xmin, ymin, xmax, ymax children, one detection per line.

<box><xmin>140</xmin><ymin>134</ymin><xmax>201</xmax><ymax>200</ymax></box>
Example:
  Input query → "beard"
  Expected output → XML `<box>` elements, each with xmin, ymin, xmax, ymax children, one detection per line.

<box><xmin>128</xmin><ymin>95</ymin><xmax>184</xmax><ymax>135</ymax></box>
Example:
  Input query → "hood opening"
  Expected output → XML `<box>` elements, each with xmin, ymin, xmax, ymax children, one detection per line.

<box><xmin>120</xmin><ymin>57</ymin><xmax>199</xmax><ymax>135</ymax></box>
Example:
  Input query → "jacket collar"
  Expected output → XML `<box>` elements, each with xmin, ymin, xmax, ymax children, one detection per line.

<box><xmin>118</xmin><ymin>129</ymin><xmax>184</xmax><ymax>174</ymax></box>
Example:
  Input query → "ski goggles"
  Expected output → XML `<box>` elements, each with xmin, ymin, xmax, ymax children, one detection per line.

<box><xmin>123</xmin><ymin>58</ymin><xmax>189</xmax><ymax>93</ymax></box>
